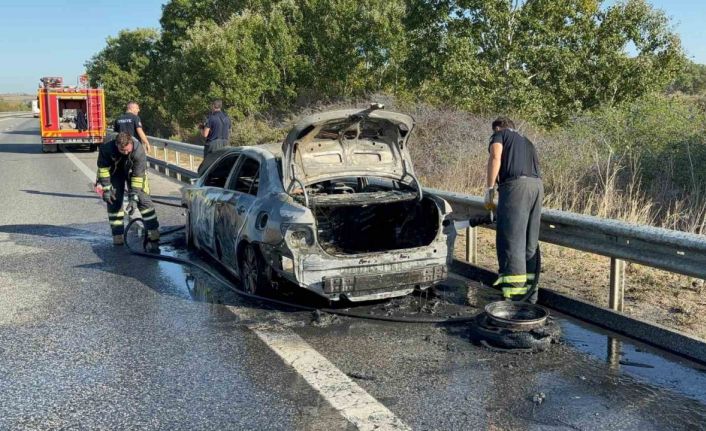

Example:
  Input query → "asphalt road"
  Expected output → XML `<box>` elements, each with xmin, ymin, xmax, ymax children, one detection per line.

<box><xmin>2</xmin><ymin>115</ymin><xmax>706</xmax><ymax>430</ymax></box>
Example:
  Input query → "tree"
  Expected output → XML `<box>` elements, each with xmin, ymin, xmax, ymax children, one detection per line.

<box><xmin>166</xmin><ymin>8</ymin><xmax>300</xmax><ymax>126</ymax></box>
<box><xmin>85</xmin><ymin>29</ymin><xmax>160</xmax><ymax>127</ymax></box>
<box><xmin>404</xmin><ymin>0</ymin><xmax>683</xmax><ymax>125</ymax></box>
<box><xmin>295</xmin><ymin>0</ymin><xmax>408</xmax><ymax>99</ymax></box>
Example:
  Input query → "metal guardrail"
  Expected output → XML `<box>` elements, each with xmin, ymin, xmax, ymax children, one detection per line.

<box><xmin>430</xmin><ymin>189</ymin><xmax>706</xmax><ymax>311</ymax></box>
<box><xmin>139</xmin><ymin>136</ymin><xmax>202</xmax><ymax>183</ymax></box>
<box><xmin>145</xmin><ymin>135</ymin><xmax>706</xmax><ymax>313</ymax></box>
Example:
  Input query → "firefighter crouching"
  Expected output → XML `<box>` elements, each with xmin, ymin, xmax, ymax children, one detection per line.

<box><xmin>97</xmin><ymin>132</ymin><xmax>160</xmax><ymax>251</ymax></box>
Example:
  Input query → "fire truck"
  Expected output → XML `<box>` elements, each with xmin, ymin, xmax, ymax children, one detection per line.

<box><xmin>38</xmin><ymin>76</ymin><xmax>106</xmax><ymax>153</ymax></box>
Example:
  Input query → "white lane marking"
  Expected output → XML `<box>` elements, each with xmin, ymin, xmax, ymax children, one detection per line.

<box><xmin>252</xmin><ymin>327</ymin><xmax>411</xmax><ymax>431</ymax></box>
<box><xmin>63</xmin><ymin>149</ymin><xmax>97</xmax><ymax>181</ymax></box>
<box><xmin>63</xmin><ymin>149</ymin><xmax>410</xmax><ymax>431</ymax></box>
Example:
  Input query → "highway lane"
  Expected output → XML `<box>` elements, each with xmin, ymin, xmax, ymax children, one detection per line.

<box><xmin>2</xmin><ymin>115</ymin><xmax>706</xmax><ymax>430</ymax></box>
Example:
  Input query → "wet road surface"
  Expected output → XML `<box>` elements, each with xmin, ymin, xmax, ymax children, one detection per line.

<box><xmin>2</xmin><ymin>115</ymin><xmax>706</xmax><ymax>430</ymax></box>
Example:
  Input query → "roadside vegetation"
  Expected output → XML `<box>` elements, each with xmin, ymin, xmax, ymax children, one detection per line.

<box><xmin>0</xmin><ymin>97</ymin><xmax>30</xmax><ymax>112</ymax></box>
<box><xmin>87</xmin><ymin>0</ymin><xmax>706</xmax><ymax>335</ymax></box>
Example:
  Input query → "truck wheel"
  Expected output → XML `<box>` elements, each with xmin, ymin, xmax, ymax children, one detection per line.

<box><xmin>89</xmin><ymin>144</ymin><xmax>97</xmax><ymax>152</ymax></box>
<box><xmin>239</xmin><ymin>243</ymin><xmax>270</xmax><ymax>295</ymax></box>
<box><xmin>42</xmin><ymin>144</ymin><xmax>57</xmax><ymax>153</ymax></box>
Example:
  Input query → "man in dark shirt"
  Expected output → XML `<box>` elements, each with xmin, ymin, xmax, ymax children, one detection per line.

<box><xmin>199</xmin><ymin>99</ymin><xmax>231</xmax><ymax>158</ymax></box>
<box><xmin>97</xmin><ymin>132</ymin><xmax>160</xmax><ymax>251</ymax></box>
<box><xmin>485</xmin><ymin>117</ymin><xmax>543</xmax><ymax>303</ymax></box>
<box><xmin>114</xmin><ymin>102</ymin><xmax>151</xmax><ymax>153</ymax></box>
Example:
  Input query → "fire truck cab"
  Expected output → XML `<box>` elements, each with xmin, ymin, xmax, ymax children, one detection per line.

<box><xmin>38</xmin><ymin>76</ymin><xmax>106</xmax><ymax>153</ymax></box>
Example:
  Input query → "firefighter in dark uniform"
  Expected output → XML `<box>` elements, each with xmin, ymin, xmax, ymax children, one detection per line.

<box><xmin>97</xmin><ymin>132</ymin><xmax>160</xmax><ymax>251</ymax></box>
<box><xmin>485</xmin><ymin>117</ymin><xmax>543</xmax><ymax>303</ymax></box>
<box><xmin>114</xmin><ymin>101</ymin><xmax>151</xmax><ymax>153</ymax></box>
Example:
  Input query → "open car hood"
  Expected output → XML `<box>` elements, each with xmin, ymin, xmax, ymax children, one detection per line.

<box><xmin>282</xmin><ymin>108</ymin><xmax>416</xmax><ymax>187</ymax></box>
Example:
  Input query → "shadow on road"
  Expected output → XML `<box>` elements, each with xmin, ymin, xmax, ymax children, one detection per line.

<box><xmin>1</xmin><ymin>130</ymin><xmax>38</xmax><ymax>136</ymax></box>
<box><xmin>0</xmin><ymin>143</ymin><xmax>42</xmax><ymax>154</ymax></box>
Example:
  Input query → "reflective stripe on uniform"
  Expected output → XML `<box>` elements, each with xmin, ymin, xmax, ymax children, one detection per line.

<box><xmin>502</xmin><ymin>286</ymin><xmax>529</xmax><ymax>297</ymax></box>
<box><xmin>110</xmin><ymin>220</ymin><xmax>124</xmax><ymax>226</ymax></box>
<box><xmin>131</xmin><ymin>177</ymin><xmax>144</xmax><ymax>188</ymax></box>
<box><xmin>493</xmin><ymin>274</ymin><xmax>527</xmax><ymax>286</ymax></box>
<box><xmin>527</xmin><ymin>274</ymin><xmax>536</xmax><ymax>281</ymax></box>
<box><xmin>98</xmin><ymin>167</ymin><xmax>110</xmax><ymax>178</ymax></box>
<box><xmin>142</xmin><ymin>213</ymin><xmax>157</xmax><ymax>221</ymax></box>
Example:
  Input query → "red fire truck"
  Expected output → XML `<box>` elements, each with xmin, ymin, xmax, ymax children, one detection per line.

<box><xmin>38</xmin><ymin>76</ymin><xmax>106</xmax><ymax>153</ymax></box>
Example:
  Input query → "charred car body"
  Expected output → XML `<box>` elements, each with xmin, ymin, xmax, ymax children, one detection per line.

<box><xmin>182</xmin><ymin>107</ymin><xmax>456</xmax><ymax>301</ymax></box>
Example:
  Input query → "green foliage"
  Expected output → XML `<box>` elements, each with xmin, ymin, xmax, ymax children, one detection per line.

<box><xmin>670</xmin><ymin>61</ymin><xmax>706</xmax><ymax>95</ymax></box>
<box><xmin>88</xmin><ymin>0</ymin><xmax>687</xmax><ymax>133</ymax></box>
<box><xmin>84</xmin><ymin>28</ymin><xmax>161</xmax><ymax>130</ymax></box>
<box><xmin>566</xmin><ymin>93</ymin><xmax>706</xmax><ymax>193</ymax></box>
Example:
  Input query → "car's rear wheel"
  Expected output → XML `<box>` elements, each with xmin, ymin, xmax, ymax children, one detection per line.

<box><xmin>240</xmin><ymin>243</ymin><xmax>269</xmax><ymax>295</ymax></box>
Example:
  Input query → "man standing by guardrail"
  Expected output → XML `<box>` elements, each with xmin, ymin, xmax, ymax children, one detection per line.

<box><xmin>198</xmin><ymin>99</ymin><xmax>231</xmax><ymax>158</ymax></box>
<box><xmin>114</xmin><ymin>102</ymin><xmax>152</xmax><ymax>153</ymax></box>
<box><xmin>485</xmin><ymin>117</ymin><xmax>543</xmax><ymax>303</ymax></box>
<box><xmin>97</xmin><ymin>132</ymin><xmax>160</xmax><ymax>251</ymax></box>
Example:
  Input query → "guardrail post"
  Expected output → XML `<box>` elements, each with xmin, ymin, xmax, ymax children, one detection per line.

<box><xmin>609</xmin><ymin>258</ymin><xmax>625</xmax><ymax>312</ymax></box>
<box><xmin>465</xmin><ymin>227</ymin><xmax>477</xmax><ymax>264</ymax></box>
<box><xmin>189</xmin><ymin>154</ymin><xmax>195</xmax><ymax>171</ymax></box>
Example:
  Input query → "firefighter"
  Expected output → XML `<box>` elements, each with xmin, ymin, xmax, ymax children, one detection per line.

<box><xmin>114</xmin><ymin>102</ymin><xmax>151</xmax><ymax>153</ymax></box>
<box><xmin>97</xmin><ymin>132</ymin><xmax>160</xmax><ymax>251</ymax></box>
<box><xmin>485</xmin><ymin>117</ymin><xmax>543</xmax><ymax>303</ymax></box>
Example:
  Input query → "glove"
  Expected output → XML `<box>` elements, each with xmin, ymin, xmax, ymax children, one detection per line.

<box><xmin>484</xmin><ymin>186</ymin><xmax>497</xmax><ymax>211</ymax></box>
<box><xmin>102</xmin><ymin>185</ymin><xmax>115</xmax><ymax>204</ymax></box>
<box><xmin>126</xmin><ymin>192</ymin><xmax>139</xmax><ymax>215</ymax></box>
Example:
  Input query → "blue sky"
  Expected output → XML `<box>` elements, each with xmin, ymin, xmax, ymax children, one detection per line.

<box><xmin>0</xmin><ymin>0</ymin><xmax>704</xmax><ymax>93</ymax></box>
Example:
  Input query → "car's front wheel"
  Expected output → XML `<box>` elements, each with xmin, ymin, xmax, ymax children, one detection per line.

<box><xmin>240</xmin><ymin>243</ymin><xmax>270</xmax><ymax>296</ymax></box>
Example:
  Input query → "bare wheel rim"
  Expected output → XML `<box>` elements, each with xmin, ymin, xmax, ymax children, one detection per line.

<box><xmin>242</xmin><ymin>246</ymin><xmax>259</xmax><ymax>294</ymax></box>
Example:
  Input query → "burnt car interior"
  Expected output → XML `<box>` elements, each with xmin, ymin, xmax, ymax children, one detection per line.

<box><xmin>229</xmin><ymin>157</ymin><xmax>260</xmax><ymax>195</ymax></box>
<box><xmin>285</xmin><ymin>116</ymin><xmax>440</xmax><ymax>256</ymax></box>
<box><xmin>203</xmin><ymin>153</ymin><xmax>240</xmax><ymax>187</ymax></box>
<box><xmin>311</xmin><ymin>179</ymin><xmax>440</xmax><ymax>255</ymax></box>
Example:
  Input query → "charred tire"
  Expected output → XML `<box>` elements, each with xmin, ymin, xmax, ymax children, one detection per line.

<box><xmin>469</xmin><ymin>313</ymin><xmax>560</xmax><ymax>352</ymax></box>
<box><xmin>239</xmin><ymin>243</ymin><xmax>270</xmax><ymax>295</ymax></box>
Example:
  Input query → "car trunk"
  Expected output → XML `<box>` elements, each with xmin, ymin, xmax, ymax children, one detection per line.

<box><xmin>313</xmin><ymin>195</ymin><xmax>440</xmax><ymax>255</ymax></box>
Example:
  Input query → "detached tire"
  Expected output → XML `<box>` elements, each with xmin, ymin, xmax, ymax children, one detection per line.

<box><xmin>469</xmin><ymin>313</ymin><xmax>560</xmax><ymax>352</ymax></box>
<box><xmin>239</xmin><ymin>243</ymin><xmax>270</xmax><ymax>295</ymax></box>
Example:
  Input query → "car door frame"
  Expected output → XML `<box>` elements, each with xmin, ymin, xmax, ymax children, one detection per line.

<box><xmin>214</xmin><ymin>152</ymin><xmax>263</xmax><ymax>272</ymax></box>
<box><xmin>191</xmin><ymin>151</ymin><xmax>241</xmax><ymax>256</ymax></box>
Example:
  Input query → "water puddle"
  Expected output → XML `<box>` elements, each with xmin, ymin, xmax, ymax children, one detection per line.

<box><xmin>557</xmin><ymin>311</ymin><xmax>706</xmax><ymax>403</ymax></box>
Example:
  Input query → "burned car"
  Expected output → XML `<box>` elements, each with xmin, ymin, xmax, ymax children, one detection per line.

<box><xmin>182</xmin><ymin>107</ymin><xmax>456</xmax><ymax>302</ymax></box>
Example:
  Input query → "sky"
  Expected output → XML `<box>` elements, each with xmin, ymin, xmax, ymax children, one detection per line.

<box><xmin>0</xmin><ymin>0</ymin><xmax>704</xmax><ymax>94</ymax></box>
